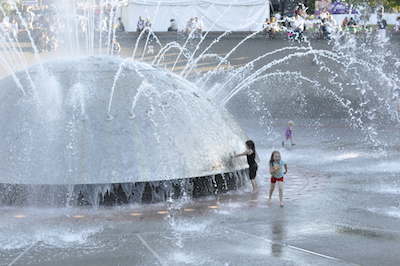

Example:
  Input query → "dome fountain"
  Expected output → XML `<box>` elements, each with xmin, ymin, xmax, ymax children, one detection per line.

<box><xmin>0</xmin><ymin>56</ymin><xmax>250</xmax><ymax>206</ymax></box>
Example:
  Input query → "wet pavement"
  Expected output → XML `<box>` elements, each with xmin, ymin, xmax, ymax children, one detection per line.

<box><xmin>1</xmin><ymin>33</ymin><xmax>400</xmax><ymax>266</ymax></box>
<box><xmin>1</xmin><ymin>120</ymin><xmax>399</xmax><ymax>266</ymax></box>
<box><xmin>0</xmin><ymin>161</ymin><xmax>338</xmax><ymax>266</ymax></box>
<box><xmin>0</xmin><ymin>165</ymin><xmax>331</xmax><ymax>222</ymax></box>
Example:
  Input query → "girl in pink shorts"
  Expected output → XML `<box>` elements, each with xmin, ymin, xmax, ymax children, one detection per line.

<box><xmin>268</xmin><ymin>150</ymin><xmax>287</xmax><ymax>206</ymax></box>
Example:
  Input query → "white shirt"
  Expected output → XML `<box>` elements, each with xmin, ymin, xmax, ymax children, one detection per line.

<box><xmin>320</xmin><ymin>12</ymin><xmax>328</xmax><ymax>20</ymax></box>
<box><xmin>137</xmin><ymin>19</ymin><xmax>145</xmax><ymax>30</ymax></box>
<box><xmin>195</xmin><ymin>19</ymin><xmax>203</xmax><ymax>29</ymax></box>
<box><xmin>9</xmin><ymin>21</ymin><xmax>18</xmax><ymax>35</ymax></box>
<box><xmin>293</xmin><ymin>17</ymin><xmax>304</xmax><ymax>30</ymax></box>
<box><xmin>170</xmin><ymin>20</ymin><xmax>178</xmax><ymax>30</ymax></box>
<box><xmin>0</xmin><ymin>19</ymin><xmax>9</xmax><ymax>32</ymax></box>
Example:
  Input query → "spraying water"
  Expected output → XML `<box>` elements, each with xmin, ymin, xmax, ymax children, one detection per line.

<box><xmin>0</xmin><ymin>2</ymin><xmax>399</xmax><ymax>265</ymax></box>
<box><xmin>0</xmin><ymin>0</ymin><xmax>399</xmax><ymax>207</ymax></box>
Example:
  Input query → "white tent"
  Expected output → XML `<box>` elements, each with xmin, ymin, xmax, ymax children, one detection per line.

<box><xmin>121</xmin><ymin>0</ymin><xmax>270</xmax><ymax>32</ymax></box>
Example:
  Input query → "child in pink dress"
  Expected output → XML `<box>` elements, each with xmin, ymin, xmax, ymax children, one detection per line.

<box><xmin>282</xmin><ymin>121</ymin><xmax>295</xmax><ymax>148</ymax></box>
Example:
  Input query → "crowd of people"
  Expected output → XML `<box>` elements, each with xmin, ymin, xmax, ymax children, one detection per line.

<box><xmin>1</xmin><ymin>2</ymin><xmax>399</xmax><ymax>56</ymax></box>
<box><xmin>136</xmin><ymin>15</ymin><xmax>204</xmax><ymax>38</ymax></box>
<box><xmin>136</xmin><ymin>16</ymin><xmax>152</xmax><ymax>37</ymax></box>
<box><xmin>134</xmin><ymin>7</ymin><xmax>399</xmax><ymax>41</ymax></box>
<box><xmin>262</xmin><ymin>5</ymin><xmax>398</xmax><ymax>41</ymax></box>
<box><xmin>0</xmin><ymin>3</ymin><xmax>125</xmax><ymax>54</ymax></box>
<box><xmin>262</xmin><ymin>9</ymin><xmax>363</xmax><ymax>41</ymax></box>
<box><xmin>0</xmin><ymin>6</ymin><xmax>59</xmax><ymax>52</ymax></box>
<box><xmin>185</xmin><ymin>17</ymin><xmax>204</xmax><ymax>36</ymax></box>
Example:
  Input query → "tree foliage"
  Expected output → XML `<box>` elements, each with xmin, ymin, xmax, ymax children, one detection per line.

<box><xmin>0</xmin><ymin>1</ymin><xmax>23</xmax><ymax>17</ymax></box>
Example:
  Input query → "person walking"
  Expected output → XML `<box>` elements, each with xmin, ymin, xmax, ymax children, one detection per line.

<box><xmin>8</xmin><ymin>18</ymin><xmax>18</xmax><ymax>40</ymax></box>
<box><xmin>23</xmin><ymin>7</ymin><xmax>35</xmax><ymax>31</ymax></box>
<box><xmin>377</xmin><ymin>16</ymin><xmax>387</xmax><ymax>41</ymax></box>
<box><xmin>282</xmin><ymin>121</ymin><xmax>295</xmax><ymax>148</ymax></box>
<box><xmin>268</xmin><ymin>150</ymin><xmax>287</xmax><ymax>206</ymax></box>
<box><xmin>231</xmin><ymin>140</ymin><xmax>259</xmax><ymax>193</ymax></box>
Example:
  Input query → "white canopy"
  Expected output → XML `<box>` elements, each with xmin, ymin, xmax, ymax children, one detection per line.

<box><xmin>121</xmin><ymin>0</ymin><xmax>270</xmax><ymax>32</ymax></box>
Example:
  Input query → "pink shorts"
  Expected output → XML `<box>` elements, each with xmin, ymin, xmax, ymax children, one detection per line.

<box><xmin>271</xmin><ymin>177</ymin><xmax>284</xmax><ymax>183</ymax></box>
<box><xmin>285</xmin><ymin>135</ymin><xmax>292</xmax><ymax>140</ymax></box>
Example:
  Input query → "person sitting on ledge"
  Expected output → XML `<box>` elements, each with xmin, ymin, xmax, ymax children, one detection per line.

<box><xmin>186</xmin><ymin>18</ymin><xmax>195</xmax><ymax>34</ymax></box>
<box><xmin>136</xmin><ymin>16</ymin><xmax>145</xmax><ymax>36</ymax></box>
<box><xmin>168</xmin><ymin>18</ymin><xmax>178</xmax><ymax>32</ymax></box>
<box><xmin>347</xmin><ymin>17</ymin><xmax>358</xmax><ymax>34</ymax></box>
<box><xmin>269</xmin><ymin>17</ymin><xmax>279</xmax><ymax>39</ymax></box>
<box><xmin>116</xmin><ymin>17</ymin><xmax>125</xmax><ymax>32</ymax></box>
<box><xmin>194</xmin><ymin>17</ymin><xmax>204</xmax><ymax>34</ymax></box>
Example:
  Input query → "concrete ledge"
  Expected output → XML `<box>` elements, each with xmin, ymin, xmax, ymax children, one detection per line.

<box><xmin>118</xmin><ymin>30</ymin><xmax>400</xmax><ymax>40</ymax></box>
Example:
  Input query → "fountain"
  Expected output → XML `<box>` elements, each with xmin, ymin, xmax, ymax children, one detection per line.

<box><xmin>0</xmin><ymin>1</ymin><xmax>399</xmax><ymax>208</ymax></box>
<box><xmin>0</xmin><ymin>55</ymin><xmax>252</xmax><ymax>206</ymax></box>
<box><xmin>0</xmin><ymin>2</ymin><xmax>399</xmax><ymax>266</ymax></box>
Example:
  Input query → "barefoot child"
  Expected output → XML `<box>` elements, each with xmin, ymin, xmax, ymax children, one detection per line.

<box><xmin>231</xmin><ymin>140</ymin><xmax>259</xmax><ymax>193</ymax></box>
<box><xmin>268</xmin><ymin>150</ymin><xmax>287</xmax><ymax>206</ymax></box>
<box><xmin>282</xmin><ymin>121</ymin><xmax>295</xmax><ymax>147</ymax></box>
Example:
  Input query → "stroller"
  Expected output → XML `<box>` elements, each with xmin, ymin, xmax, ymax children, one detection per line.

<box><xmin>287</xmin><ymin>28</ymin><xmax>305</xmax><ymax>42</ymax></box>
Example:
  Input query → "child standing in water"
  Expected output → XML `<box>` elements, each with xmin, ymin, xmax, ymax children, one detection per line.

<box><xmin>113</xmin><ymin>39</ymin><xmax>121</xmax><ymax>57</ymax></box>
<box><xmin>282</xmin><ymin>121</ymin><xmax>295</xmax><ymax>147</ymax></box>
<box><xmin>268</xmin><ymin>150</ymin><xmax>287</xmax><ymax>206</ymax></box>
<box><xmin>231</xmin><ymin>140</ymin><xmax>259</xmax><ymax>193</ymax></box>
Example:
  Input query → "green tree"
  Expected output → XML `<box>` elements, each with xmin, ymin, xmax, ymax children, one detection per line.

<box><xmin>0</xmin><ymin>0</ymin><xmax>23</xmax><ymax>18</ymax></box>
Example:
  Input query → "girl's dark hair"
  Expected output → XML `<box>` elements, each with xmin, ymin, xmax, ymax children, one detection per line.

<box><xmin>269</xmin><ymin>150</ymin><xmax>280</xmax><ymax>164</ymax></box>
<box><xmin>246</xmin><ymin>140</ymin><xmax>256</xmax><ymax>155</ymax></box>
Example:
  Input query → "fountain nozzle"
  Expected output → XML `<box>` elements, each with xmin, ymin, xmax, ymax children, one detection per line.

<box><xmin>105</xmin><ymin>115</ymin><xmax>114</xmax><ymax>122</ymax></box>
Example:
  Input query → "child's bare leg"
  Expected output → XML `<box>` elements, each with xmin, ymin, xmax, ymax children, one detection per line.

<box><xmin>278</xmin><ymin>181</ymin><xmax>284</xmax><ymax>206</ymax></box>
<box><xmin>268</xmin><ymin>183</ymin><xmax>276</xmax><ymax>203</ymax></box>
<box><xmin>250</xmin><ymin>179</ymin><xmax>258</xmax><ymax>193</ymax></box>
<box><xmin>282</xmin><ymin>137</ymin><xmax>288</xmax><ymax>147</ymax></box>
